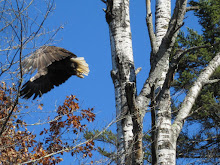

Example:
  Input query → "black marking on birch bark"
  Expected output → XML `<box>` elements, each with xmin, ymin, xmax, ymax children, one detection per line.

<box><xmin>105</xmin><ymin>0</ymin><xmax>113</xmax><ymax>24</ymax></box>
<box><xmin>114</xmin><ymin>55</ymin><xmax>129</xmax><ymax>115</ymax></box>
<box><xmin>150</xmin><ymin>51</ymin><xmax>157</xmax><ymax>70</ymax></box>
<box><xmin>125</xmin><ymin>82</ymin><xmax>137</xmax><ymax>113</ymax></box>
<box><xmin>110</xmin><ymin>70</ymin><xmax>119</xmax><ymax>83</ymax></box>
<box><xmin>125</xmin><ymin>82</ymin><xmax>144</xmax><ymax>165</ymax></box>
<box><xmin>150</xmin><ymin>83</ymin><xmax>157</xmax><ymax>165</ymax></box>
<box><xmin>158</xmin><ymin>141</ymin><xmax>173</xmax><ymax>150</ymax></box>
<box><xmin>119</xmin><ymin>1</ymin><xmax>128</xmax><ymax>28</ymax></box>
<box><xmin>116</xmin><ymin>55</ymin><xmax>125</xmax><ymax>81</ymax></box>
<box><xmin>149</xmin><ymin>83</ymin><xmax>156</xmax><ymax>108</ymax></box>
<box><xmin>115</xmin><ymin>55</ymin><xmax>135</xmax><ymax>82</ymax></box>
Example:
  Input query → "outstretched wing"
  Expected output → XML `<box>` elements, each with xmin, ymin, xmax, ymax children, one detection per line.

<box><xmin>20</xmin><ymin>46</ymin><xmax>89</xmax><ymax>100</ymax></box>
<box><xmin>22</xmin><ymin>46</ymin><xmax>77</xmax><ymax>74</ymax></box>
<box><xmin>20</xmin><ymin>59</ymin><xmax>75</xmax><ymax>99</ymax></box>
<box><xmin>20</xmin><ymin>72</ymin><xmax>55</xmax><ymax>100</ymax></box>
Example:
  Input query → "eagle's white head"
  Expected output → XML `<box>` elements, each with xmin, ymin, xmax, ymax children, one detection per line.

<box><xmin>70</xmin><ymin>57</ymin><xmax>90</xmax><ymax>78</ymax></box>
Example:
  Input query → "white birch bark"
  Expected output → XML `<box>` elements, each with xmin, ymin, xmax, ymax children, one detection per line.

<box><xmin>155</xmin><ymin>0</ymin><xmax>171</xmax><ymax>47</ymax></box>
<box><xmin>172</xmin><ymin>52</ymin><xmax>220</xmax><ymax>140</ymax></box>
<box><xmin>104</xmin><ymin>0</ymin><xmax>219</xmax><ymax>164</ymax></box>
<box><xmin>154</xmin><ymin>1</ymin><xmax>174</xmax><ymax>164</ymax></box>
<box><xmin>105</xmin><ymin>0</ymin><xmax>136</xmax><ymax>164</ymax></box>
<box><xmin>155</xmin><ymin>0</ymin><xmax>171</xmax><ymax>88</ymax></box>
<box><xmin>155</xmin><ymin>1</ymin><xmax>189</xmax><ymax>164</ymax></box>
<box><xmin>156</xmin><ymin>89</ymin><xmax>176</xmax><ymax>164</ymax></box>
<box><xmin>137</xmin><ymin>0</ymin><xmax>187</xmax><ymax>111</ymax></box>
<box><xmin>141</xmin><ymin>0</ymin><xmax>188</xmax><ymax>164</ymax></box>
<box><xmin>136</xmin><ymin>0</ymin><xmax>172</xmax><ymax>112</ymax></box>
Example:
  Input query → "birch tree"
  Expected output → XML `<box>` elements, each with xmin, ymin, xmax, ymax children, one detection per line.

<box><xmin>102</xmin><ymin>0</ymin><xmax>220</xmax><ymax>164</ymax></box>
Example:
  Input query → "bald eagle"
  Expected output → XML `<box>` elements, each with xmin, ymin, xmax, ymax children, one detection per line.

<box><xmin>20</xmin><ymin>46</ymin><xmax>89</xmax><ymax>100</ymax></box>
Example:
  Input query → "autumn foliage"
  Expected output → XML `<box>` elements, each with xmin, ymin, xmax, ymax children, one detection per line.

<box><xmin>0</xmin><ymin>82</ymin><xmax>96</xmax><ymax>164</ymax></box>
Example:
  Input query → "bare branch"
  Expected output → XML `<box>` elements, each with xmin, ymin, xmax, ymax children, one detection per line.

<box><xmin>21</xmin><ymin>118</ymin><xmax>117</xmax><ymax>164</ymax></box>
<box><xmin>135</xmin><ymin>67</ymin><xmax>142</xmax><ymax>75</ymax></box>
<box><xmin>204</xmin><ymin>79</ymin><xmax>220</xmax><ymax>84</ymax></box>
<box><xmin>0</xmin><ymin>0</ymin><xmax>24</xmax><ymax>135</ymax></box>
<box><xmin>0</xmin><ymin>0</ymin><xmax>56</xmax><ymax>136</ymax></box>
<box><xmin>146</xmin><ymin>0</ymin><xmax>156</xmax><ymax>54</ymax></box>
<box><xmin>136</xmin><ymin>0</ymin><xmax>188</xmax><ymax>111</ymax></box>
<box><xmin>172</xmin><ymin>52</ymin><xmax>220</xmax><ymax>139</ymax></box>
<box><xmin>169</xmin><ymin>0</ymin><xmax>187</xmax><ymax>31</ymax></box>
<box><xmin>162</xmin><ymin>0</ymin><xmax>187</xmax><ymax>48</ymax></box>
<box><xmin>186</xmin><ymin>6</ymin><xmax>199</xmax><ymax>12</ymax></box>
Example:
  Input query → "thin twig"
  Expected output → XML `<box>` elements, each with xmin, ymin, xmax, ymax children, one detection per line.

<box><xmin>21</xmin><ymin>117</ymin><xmax>117</xmax><ymax>164</ymax></box>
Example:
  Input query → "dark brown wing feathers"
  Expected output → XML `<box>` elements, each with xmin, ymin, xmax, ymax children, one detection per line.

<box><xmin>22</xmin><ymin>46</ymin><xmax>76</xmax><ymax>73</ymax></box>
<box><xmin>20</xmin><ymin>46</ymin><xmax>78</xmax><ymax>100</ymax></box>
<box><xmin>20</xmin><ymin>75</ymin><xmax>54</xmax><ymax>99</ymax></box>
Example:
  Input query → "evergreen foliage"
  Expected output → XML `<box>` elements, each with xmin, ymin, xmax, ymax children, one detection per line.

<box><xmin>174</xmin><ymin>0</ymin><xmax>220</xmax><ymax>162</ymax></box>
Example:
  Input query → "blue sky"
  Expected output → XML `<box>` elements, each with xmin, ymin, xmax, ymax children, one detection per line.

<box><xmin>21</xmin><ymin>1</ymin><xmax>151</xmax><ymax>163</ymax></box>
<box><xmin>26</xmin><ymin>0</ymin><xmax>152</xmax><ymax>124</ymax></box>
<box><xmin>14</xmin><ymin>0</ymin><xmax>202</xmax><ymax>164</ymax></box>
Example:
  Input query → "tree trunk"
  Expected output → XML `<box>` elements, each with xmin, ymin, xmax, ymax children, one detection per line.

<box><xmin>105</xmin><ymin>0</ymin><xmax>137</xmax><ymax>164</ymax></box>
<box><xmin>145</xmin><ymin>0</ymin><xmax>172</xmax><ymax>164</ymax></box>
<box><xmin>104</xmin><ymin>0</ymin><xmax>219</xmax><ymax>164</ymax></box>
<box><xmin>154</xmin><ymin>1</ymin><xmax>188</xmax><ymax>164</ymax></box>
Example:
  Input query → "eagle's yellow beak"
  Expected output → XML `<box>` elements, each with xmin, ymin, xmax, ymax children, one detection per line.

<box><xmin>77</xmin><ymin>68</ymin><xmax>87</xmax><ymax>78</ymax></box>
<box><xmin>71</xmin><ymin>57</ymin><xmax>89</xmax><ymax>78</ymax></box>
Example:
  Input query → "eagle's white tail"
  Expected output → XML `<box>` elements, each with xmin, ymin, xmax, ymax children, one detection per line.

<box><xmin>70</xmin><ymin>57</ymin><xmax>90</xmax><ymax>78</ymax></box>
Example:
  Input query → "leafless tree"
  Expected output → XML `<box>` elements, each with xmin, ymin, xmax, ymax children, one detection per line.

<box><xmin>0</xmin><ymin>0</ymin><xmax>60</xmax><ymax>135</ymax></box>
